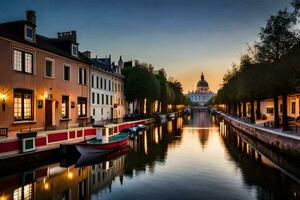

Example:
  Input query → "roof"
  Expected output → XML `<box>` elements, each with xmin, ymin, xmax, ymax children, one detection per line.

<box><xmin>91</xmin><ymin>58</ymin><xmax>114</xmax><ymax>73</ymax></box>
<box><xmin>197</xmin><ymin>80</ymin><xmax>209</xmax><ymax>88</ymax></box>
<box><xmin>197</xmin><ymin>73</ymin><xmax>209</xmax><ymax>88</ymax></box>
<box><xmin>0</xmin><ymin>20</ymin><xmax>91</xmax><ymax>65</ymax></box>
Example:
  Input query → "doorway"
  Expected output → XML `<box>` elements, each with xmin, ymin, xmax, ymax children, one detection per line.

<box><xmin>45</xmin><ymin>100</ymin><xmax>53</xmax><ymax>129</ymax></box>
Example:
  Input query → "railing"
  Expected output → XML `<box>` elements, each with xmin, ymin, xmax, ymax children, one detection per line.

<box><xmin>92</xmin><ymin>115</ymin><xmax>149</xmax><ymax>126</ymax></box>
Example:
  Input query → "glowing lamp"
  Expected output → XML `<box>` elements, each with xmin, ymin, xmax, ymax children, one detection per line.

<box><xmin>0</xmin><ymin>94</ymin><xmax>7</xmax><ymax>111</ymax></box>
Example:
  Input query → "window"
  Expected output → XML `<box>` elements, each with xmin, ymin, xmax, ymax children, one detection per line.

<box><xmin>25</xmin><ymin>25</ymin><xmax>33</xmax><ymax>41</ymax></box>
<box><xmin>93</xmin><ymin>108</ymin><xmax>95</xmax><ymax>116</ymax></box>
<box><xmin>280</xmin><ymin>104</ymin><xmax>283</xmax><ymax>113</ymax></box>
<box><xmin>91</xmin><ymin>75</ymin><xmax>94</xmax><ymax>88</ymax></box>
<box><xmin>112</xmin><ymin>81</ymin><xmax>114</xmax><ymax>91</ymax></box>
<box><xmin>64</xmin><ymin>65</ymin><xmax>70</xmax><ymax>81</ymax></box>
<box><xmin>78</xmin><ymin>68</ymin><xmax>87</xmax><ymax>85</ymax></box>
<box><xmin>96</xmin><ymin>77</ymin><xmax>99</xmax><ymax>88</ymax></box>
<box><xmin>266</xmin><ymin>107</ymin><xmax>273</xmax><ymax>114</ymax></box>
<box><xmin>110</xmin><ymin>96</ymin><xmax>113</xmax><ymax>105</ymax></box>
<box><xmin>92</xmin><ymin>92</ymin><xmax>95</xmax><ymax>104</ymax></box>
<box><xmin>78</xmin><ymin>97</ymin><xmax>87</xmax><ymax>117</ymax></box>
<box><xmin>292</xmin><ymin>102</ymin><xmax>296</xmax><ymax>114</ymax></box>
<box><xmin>62</xmin><ymin>96</ymin><xmax>69</xmax><ymax>118</ymax></box>
<box><xmin>71</xmin><ymin>44</ymin><xmax>78</xmax><ymax>57</ymax></box>
<box><xmin>106</xmin><ymin>95</ymin><xmax>108</xmax><ymax>105</ymax></box>
<box><xmin>14</xmin><ymin>89</ymin><xmax>33</xmax><ymax>121</ymax></box>
<box><xmin>45</xmin><ymin>59</ymin><xmax>54</xmax><ymax>78</ymax></box>
<box><xmin>109</xmin><ymin>80</ymin><xmax>111</xmax><ymax>91</ymax></box>
<box><xmin>102</xmin><ymin>94</ymin><xmax>104</xmax><ymax>105</ymax></box>
<box><xmin>97</xmin><ymin>93</ymin><xmax>100</xmax><ymax>104</ymax></box>
<box><xmin>13</xmin><ymin>50</ymin><xmax>33</xmax><ymax>73</ymax></box>
<box><xmin>104</xmin><ymin>79</ymin><xmax>107</xmax><ymax>90</ymax></box>
<box><xmin>100</xmin><ymin>78</ymin><xmax>103</xmax><ymax>89</ymax></box>
<box><xmin>101</xmin><ymin>108</ymin><xmax>103</xmax><ymax>115</ymax></box>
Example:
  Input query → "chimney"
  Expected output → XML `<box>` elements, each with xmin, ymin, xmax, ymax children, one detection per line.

<box><xmin>57</xmin><ymin>31</ymin><xmax>77</xmax><ymax>43</ymax></box>
<box><xmin>26</xmin><ymin>10</ymin><xmax>36</xmax><ymax>25</ymax></box>
<box><xmin>83</xmin><ymin>51</ymin><xmax>91</xmax><ymax>59</ymax></box>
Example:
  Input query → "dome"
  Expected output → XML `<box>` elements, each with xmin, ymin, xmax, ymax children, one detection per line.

<box><xmin>197</xmin><ymin>73</ymin><xmax>209</xmax><ymax>88</ymax></box>
<box><xmin>197</xmin><ymin>80</ymin><xmax>209</xmax><ymax>87</ymax></box>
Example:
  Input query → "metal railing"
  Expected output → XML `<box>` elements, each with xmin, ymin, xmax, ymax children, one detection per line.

<box><xmin>92</xmin><ymin>115</ymin><xmax>149</xmax><ymax>126</ymax></box>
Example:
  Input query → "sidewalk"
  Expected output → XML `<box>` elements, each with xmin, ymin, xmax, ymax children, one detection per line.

<box><xmin>0</xmin><ymin>118</ymin><xmax>154</xmax><ymax>158</ymax></box>
<box><xmin>216</xmin><ymin>111</ymin><xmax>300</xmax><ymax>141</ymax></box>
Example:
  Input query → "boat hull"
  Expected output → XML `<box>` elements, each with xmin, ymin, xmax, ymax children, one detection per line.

<box><xmin>75</xmin><ymin>137</ymin><xmax>129</xmax><ymax>155</ymax></box>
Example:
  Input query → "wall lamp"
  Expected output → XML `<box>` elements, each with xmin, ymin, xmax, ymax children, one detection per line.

<box><xmin>0</xmin><ymin>94</ymin><xmax>7</xmax><ymax>111</ymax></box>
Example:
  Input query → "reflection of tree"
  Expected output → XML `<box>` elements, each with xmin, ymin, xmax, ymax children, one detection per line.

<box><xmin>124</xmin><ymin>119</ymin><xmax>183</xmax><ymax>178</ymax></box>
<box><xmin>221</xmin><ymin>128</ymin><xmax>300</xmax><ymax>200</ymax></box>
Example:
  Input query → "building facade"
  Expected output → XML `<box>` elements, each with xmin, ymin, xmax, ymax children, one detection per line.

<box><xmin>186</xmin><ymin>73</ymin><xmax>215</xmax><ymax>106</ymax></box>
<box><xmin>90</xmin><ymin>55</ymin><xmax>125</xmax><ymax>121</ymax></box>
<box><xmin>0</xmin><ymin>11</ymin><xmax>91</xmax><ymax>132</ymax></box>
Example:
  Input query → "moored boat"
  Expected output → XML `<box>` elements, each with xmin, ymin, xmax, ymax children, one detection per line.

<box><xmin>167</xmin><ymin>112</ymin><xmax>176</xmax><ymax>120</ymax></box>
<box><xmin>75</xmin><ymin>133</ymin><xmax>129</xmax><ymax>155</ymax></box>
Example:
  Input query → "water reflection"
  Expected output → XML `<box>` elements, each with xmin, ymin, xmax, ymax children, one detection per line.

<box><xmin>2</xmin><ymin>113</ymin><xmax>300</xmax><ymax>200</ymax></box>
<box><xmin>220</xmin><ymin>119</ymin><xmax>300</xmax><ymax>200</ymax></box>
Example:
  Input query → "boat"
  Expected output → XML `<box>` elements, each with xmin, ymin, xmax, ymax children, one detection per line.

<box><xmin>120</xmin><ymin>125</ymin><xmax>147</xmax><ymax>137</ymax></box>
<box><xmin>75</xmin><ymin>133</ymin><xmax>129</xmax><ymax>155</ymax></box>
<box><xmin>136</xmin><ymin>124</ymin><xmax>147</xmax><ymax>131</ymax></box>
<box><xmin>167</xmin><ymin>112</ymin><xmax>176</xmax><ymax>120</ymax></box>
<box><xmin>120</xmin><ymin>127</ymin><xmax>137</xmax><ymax>138</ymax></box>
<box><xmin>158</xmin><ymin>114</ymin><xmax>167</xmax><ymax>123</ymax></box>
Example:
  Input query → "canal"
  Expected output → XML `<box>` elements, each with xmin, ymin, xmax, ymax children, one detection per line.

<box><xmin>1</xmin><ymin>111</ymin><xmax>300</xmax><ymax>200</ymax></box>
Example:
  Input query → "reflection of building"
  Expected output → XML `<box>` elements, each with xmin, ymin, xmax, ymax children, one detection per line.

<box><xmin>90</xmin><ymin>156</ymin><xmax>125</xmax><ymax>195</ymax></box>
<box><xmin>198</xmin><ymin>129</ymin><xmax>209</xmax><ymax>150</ymax></box>
<box><xmin>186</xmin><ymin>73</ymin><xmax>215</xmax><ymax>106</ymax></box>
<box><xmin>0</xmin><ymin>156</ymin><xmax>126</xmax><ymax>200</ymax></box>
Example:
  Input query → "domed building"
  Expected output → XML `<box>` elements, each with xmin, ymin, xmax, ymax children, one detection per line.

<box><xmin>186</xmin><ymin>73</ymin><xmax>215</xmax><ymax>106</ymax></box>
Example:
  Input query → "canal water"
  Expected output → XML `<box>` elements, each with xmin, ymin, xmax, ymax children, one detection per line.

<box><xmin>1</xmin><ymin>111</ymin><xmax>300</xmax><ymax>200</ymax></box>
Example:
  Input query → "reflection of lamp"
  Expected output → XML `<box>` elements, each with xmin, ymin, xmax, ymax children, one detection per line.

<box><xmin>0</xmin><ymin>94</ymin><xmax>7</xmax><ymax>111</ymax></box>
<box><xmin>0</xmin><ymin>193</ymin><xmax>7</xmax><ymax>200</ymax></box>
<box><xmin>67</xmin><ymin>168</ymin><xmax>73</xmax><ymax>180</ymax></box>
<box><xmin>43</xmin><ymin>178</ymin><xmax>50</xmax><ymax>190</ymax></box>
<box><xmin>67</xmin><ymin>171</ymin><xmax>73</xmax><ymax>180</ymax></box>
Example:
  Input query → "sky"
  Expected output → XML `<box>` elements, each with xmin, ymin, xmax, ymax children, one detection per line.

<box><xmin>0</xmin><ymin>0</ymin><xmax>290</xmax><ymax>93</ymax></box>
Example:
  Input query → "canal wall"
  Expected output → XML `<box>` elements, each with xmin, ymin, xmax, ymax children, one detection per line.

<box><xmin>0</xmin><ymin>118</ymin><xmax>154</xmax><ymax>158</ymax></box>
<box><xmin>217</xmin><ymin>111</ymin><xmax>300</xmax><ymax>156</ymax></box>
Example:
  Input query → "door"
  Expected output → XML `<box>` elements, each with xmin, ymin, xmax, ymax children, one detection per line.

<box><xmin>111</xmin><ymin>107</ymin><xmax>114</xmax><ymax>120</ymax></box>
<box><xmin>45</xmin><ymin>100</ymin><xmax>53</xmax><ymax>127</ymax></box>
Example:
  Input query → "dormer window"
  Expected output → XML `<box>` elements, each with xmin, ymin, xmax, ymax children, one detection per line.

<box><xmin>24</xmin><ymin>25</ymin><xmax>34</xmax><ymax>41</ymax></box>
<box><xmin>71</xmin><ymin>44</ymin><xmax>78</xmax><ymax>57</ymax></box>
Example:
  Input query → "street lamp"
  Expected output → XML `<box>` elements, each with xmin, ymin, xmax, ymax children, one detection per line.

<box><xmin>0</xmin><ymin>94</ymin><xmax>7</xmax><ymax>111</ymax></box>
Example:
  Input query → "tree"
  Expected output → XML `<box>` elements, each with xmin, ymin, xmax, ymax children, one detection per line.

<box><xmin>253</xmin><ymin>8</ymin><xmax>299</xmax><ymax>63</ymax></box>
